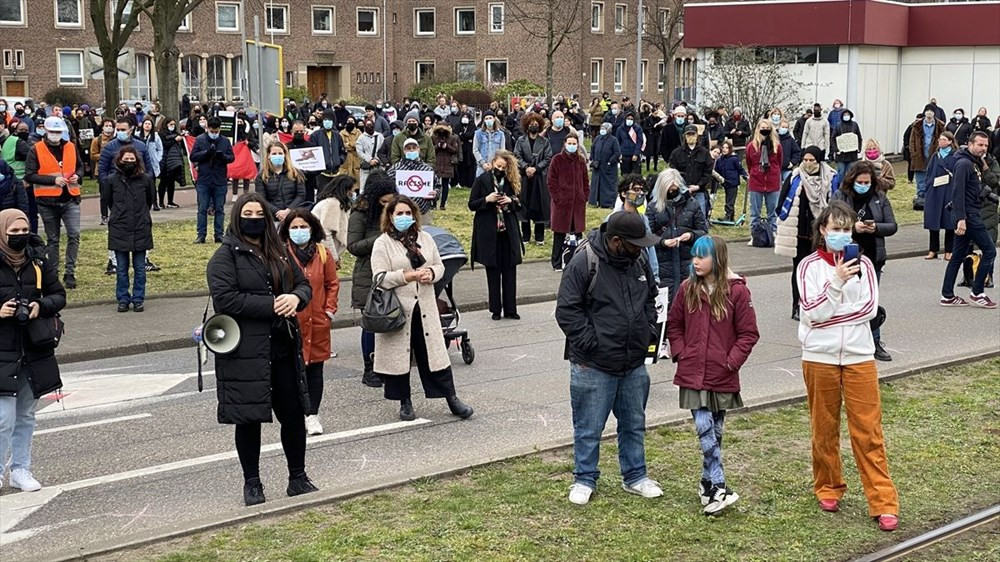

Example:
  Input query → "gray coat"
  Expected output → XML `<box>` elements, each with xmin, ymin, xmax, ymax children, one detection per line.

<box><xmin>370</xmin><ymin>231</ymin><xmax>449</xmax><ymax>376</ymax></box>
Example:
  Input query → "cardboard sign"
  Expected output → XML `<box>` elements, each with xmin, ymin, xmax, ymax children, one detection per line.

<box><xmin>836</xmin><ymin>132</ymin><xmax>859</xmax><ymax>154</ymax></box>
<box><xmin>78</xmin><ymin>129</ymin><xmax>94</xmax><ymax>141</ymax></box>
<box><xmin>646</xmin><ymin>286</ymin><xmax>670</xmax><ymax>365</ymax></box>
<box><xmin>289</xmin><ymin>147</ymin><xmax>326</xmax><ymax>171</ymax></box>
<box><xmin>395</xmin><ymin>169</ymin><xmax>435</xmax><ymax>199</ymax></box>
<box><xmin>217</xmin><ymin>110</ymin><xmax>238</xmax><ymax>144</ymax></box>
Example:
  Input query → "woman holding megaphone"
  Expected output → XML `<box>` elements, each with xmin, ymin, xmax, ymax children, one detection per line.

<box><xmin>207</xmin><ymin>192</ymin><xmax>316</xmax><ymax>507</ymax></box>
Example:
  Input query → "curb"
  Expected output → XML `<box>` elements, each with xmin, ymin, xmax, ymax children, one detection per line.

<box><xmin>47</xmin><ymin>349</ymin><xmax>1000</xmax><ymax>562</ymax></box>
<box><xmin>56</xmin><ymin>247</ymin><xmax>933</xmax><ymax>364</ymax></box>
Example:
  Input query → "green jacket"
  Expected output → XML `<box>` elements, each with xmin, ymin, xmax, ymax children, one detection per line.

<box><xmin>389</xmin><ymin>128</ymin><xmax>435</xmax><ymax>166</ymax></box>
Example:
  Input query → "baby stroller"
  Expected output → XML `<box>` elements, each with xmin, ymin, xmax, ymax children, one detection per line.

<box><xmin>424</xmin><ymin>226</ymin><xmax>476</xmax><ymax>365</ymax></box>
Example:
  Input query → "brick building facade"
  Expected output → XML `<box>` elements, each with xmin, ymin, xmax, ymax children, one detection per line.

<box><xmin>0</xmin><ymin>0</ymin><xmax>696</xmax><ymax>111</ymax></box>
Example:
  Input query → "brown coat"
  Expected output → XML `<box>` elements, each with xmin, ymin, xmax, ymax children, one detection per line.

<box><xmin>547</xmin><ymin>152</ymin><xmax>590</xmax><ymax>233</ymax></box>
<box><xmin>288</xmin><ymin>242</ymin><xmax>340</xmax><ymax>365</ymax></box>
<box><xmin>370</xmin><ymin>231</ymin><xmax>449</xmax><ymax>376</ymax></box>
<box><xmin>340</xmin><ymin>128</ymin><xmax>361</xmax><ymax>182</ymax></box>
<box><xmin>907</xmin><ymin>118</ymin><xmax>945</xmax><ymax>172</ymax></box>
<box><xmin>431</xmin><ymin>125</ymin><xmax>459</xmax><ymax>179</ymax></box>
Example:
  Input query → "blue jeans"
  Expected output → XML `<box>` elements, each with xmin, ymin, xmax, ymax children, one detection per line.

<box><xmin>942</xmin><ymin>219</ymin><xmax>997</xmax><ymax>297</ymax></box>
<box><xmin>914</xmin><ymin>171</ymin><xmax>927</xmax><ymax>198</ymax></box>
<box><xmin>837</xmin><ymin>161</ymin><xmax>854</xmax><ymax>180</ymax></box>
<box><xmin>749</xmin><ymin>190</ymin><xmax>780</xmax><ymax>232</ymax></box>
<box><xmin>569</xmin><ymin>363</ymin><xmax>650</xmax><ymax>489</ymax></box>
<box><xmin>196</xmin><ymin>182</ymin><xmax>227</xmax><ymax>239</ymax></box>
<box><xmin>114</xmin><ymin>250</ymin><xmax>147</xmax><ymax>304</ymax></box>
<box><xmin>693</xmin><ymin>191</ymin><xmax>710</xmax><ymax>223</ymax></box>
<box><xmin>0</xmin><ymin>375</ymin><xmax>37</xmax><ymax>473</ymax></box>
<box><xmin>37</xmin><ymin>200</ymin><xmax>81</xmax><ymax>277</ymax></box>
<box><xmin>692</xmin><ymin>408</ymin><xmax>727</xmax><ymax>484</ymax></box>
<box><xmin>781</xmin><ymin>170</ymin><xmax>792</xmax><ymax>184</ymax></box>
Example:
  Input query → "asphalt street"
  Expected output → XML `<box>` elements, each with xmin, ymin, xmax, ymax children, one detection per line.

<box><xmin>1</xmin><ymin>256</ymin><xmax>998</xmax><ymax>561</ymax></box>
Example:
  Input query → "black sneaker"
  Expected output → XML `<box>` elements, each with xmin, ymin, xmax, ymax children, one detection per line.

<box><xmin>243</xmin><ymin>478</ymin><xmax>266</xmax><ymax>506</ymax></box>
<box><xmin>286</xmin><ymin>475</ymin><xmax>318</xmax><ymax>497</ymax></box>
<box><xmin>152</xmin><ymin>205</ymin><xmax>161</xmax><ymax>212</ymax></box>
<box><xmin>145</xmin><ymin>260</ymin><xmax>161</xmax><ymax>272</ymax></box>
<box><xmin>167</xmin><ymin>202</ymin><xmax>180</xmax><ymax>208</ymax></box>
<box><xmin>699</xmin><ymin>479</ymin><xmax>712</xmax><ymax>506</ymax></box>
<box><xmin>193</xmin><ymin>237</ymin><xmax>206</xmax><ymax>244</ymax></box>
<box><xmin>117</xmin><ymin>302</ymin><xmax>129</xmax><ymax>313</ymax></box>
<box><xmin>105</xmin><ymin>259</ymin><xmax>116</xmax><ymax>276</ymax></box>
<box><xmin>133</xmin><ymin>303</ymin><xmax>144</xmax><ymax>313</ymax></box>
<box><xmin>63</xmin><ymin>274</ymin><xmax>76</xmax><ymax>289</ymax></box>
<box><xmin>704</xmin><ymin>483</ymin><xmax>739</xmax><ymax>515</ymax></box>
<box><xmin>214</xmin><ymin>236</ymin><xmax>223</xmax><ymax>244</ymax></box>
<box><xmin>100</xmin><ymin>216</ymin><xmax>108</xmax><ymax>226</ymax></box>
<box><xmin>874</xmin><ymin>340</ymin><xmax>892</xmax><ymax>362</ymax></box>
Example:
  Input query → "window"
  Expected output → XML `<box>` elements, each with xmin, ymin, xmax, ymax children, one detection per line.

<box><xmin>357</xmin><ymin>7</ymin><xmax>378</xmax><ymax>35</ymax></box>
<box><xmin>57</xmin><ymin>50</ymin><xmax>84</xmax><ymax>86</ymax></box>
<box><xmin>614</xmin><ymin>4</ymin><xmax>626</xmax><ymax>34</ymax></box>
<box><xmin>2</xmin><ymin>50</ymin><xmax>12</xmax><ymax>69</ymax></box>
<box><xmin>656</xmin><ymin>60</ymin><xmax>665</xmax><ymax>92</ymax></box>
<box><xmin>1</xmin><ymin>0</ymin><xmax>25</xmax><ymax>25</ymax></box>
<box><xmin>415</xmin><ymin>8</ymin><xmax>434</xmax><ymax>36</ymax></box>
<box><xmin>284</xmin><ymin>71</ymin><xmax>295</xmax><ymax>87</ymax></box>
<box><xmin>640</xmin><ymin>59</ymin><xmax>647</xmax><ymax>92</ymax></box>
<box><xmin>455</xmin><ymin>8</ymin><xmax>475</xmax><ymax>35</ymax></box>
<box><xmin>178</xmin><ymin>12</ymin><xmax>191</xmax><ymax>31</ymax></box>
<box><xmin>797</xmin><ymin>46</ymin><xmax>818</xmax><ymax>64</ymax></box>
<box><xmin>658</xmin><ymin>9</ymin><xmax>668</xmax><ymax>33</ymax></box>
<box><xmin>590</xmin><ymin>59</ymin><xmax>602</xmax><ymax>94</ymax></box>
<box><xmin>591</xmin><ymin>2</ymin><xmax>603</xmax><ymax>33</ymax></box>
<box><xmin>415</xmin><ymin>61</ymin><xmax>435</xmax><ymax>83</ymax></box>
<box><xmin>456</xmin><ymin>61</ymin><xmax>476</xmax><ymax>82</ymax></box>
<box><xmin>181</xmin><ymin>55</ymin><xmax>201</xmax><ymax>99</ymax></box>
<box><xmin>489</xmin><ymin>3</ymin><xmax>503</xmax><ymax>33</ymax></box>
<box><xmin>216</xmin><ymin>2</ymin><xmax>240</xmax><ymax>32</ymax></box>
<box><xmin>113</xmin><ymin>0</ymin><xmax>137</xmax><ymax>30</ymax></box>
<box><xmin>230</xmin><ymin>56</ymin><xmax>243</xmax><ymax>100</ymax></box>
<box><xmin>486</xmin><ymin>59</ymin><xmax>507</xmax><ymax>85</ymax></box>
<box><xmin>265</xmin><ymin>3</ymin><xmax>288</xmax><ymax>34</ymax></box>
<box><xmin>55</xmin><ymin>0</ymin><xmax>82</xmax><ymax>27</ymax></box>
<box><xmin>14</xmin><ymin>49</ymin><xmax>24</xmax><ymax>69</ymax></box>
<box><xmin>613</xmin><ymin>59</ymin><xmax>625</xmax><ymax>93</ymax></box>
<box><xmin>312</xmin><ymin>6</ymin><xmax>334</xmax><ymax>35</ymax></box>
<box><xmin>818</xmin><ymin>46</ymin><xmax>839</xmax><ymax>63</ymax></box>
<box><xmin>129</xmin><ymin>53</ymin><xmax>151</xmax><ymax>100</ymax></box>
<box><xmin>206</xmin><ymin>56</ymin><xmax>226</xmax><ymax>100</ymax></box>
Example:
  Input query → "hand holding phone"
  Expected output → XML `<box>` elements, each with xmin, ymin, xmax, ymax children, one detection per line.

<box><xmin>842</xmin><ymin>243</ymin><xmax>862</xmax><ymax>278</ymax></box>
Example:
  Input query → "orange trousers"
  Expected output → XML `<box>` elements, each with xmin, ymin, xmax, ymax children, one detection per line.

<box><xmin>802</xmin><ymin>360</ymin><xmax>899</xmax><ymax>516</ymax></box>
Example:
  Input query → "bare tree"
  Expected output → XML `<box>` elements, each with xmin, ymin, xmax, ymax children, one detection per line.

<box><xmin>89</xmin><ymin>0</ymin><xmax>152</xmax><ymax>108</ymax></box>
<box><xmin>621</xmin><ymin>0</ymin><xmax>685</xmax><ymax>107</ymax></box>
<box><xmin>144</xmin><ymin>0</ymin><xmax>206</xmax><ymax>120</ymax></box>
<box><xmin>699</xmin><ymin>46</ymin><xmax>810</xmax><ymax>125</ymax></box>
<box><xmin>505</xmin><ymin>0</ymin><xmax>583</xmax><ymax>107</ymax></box>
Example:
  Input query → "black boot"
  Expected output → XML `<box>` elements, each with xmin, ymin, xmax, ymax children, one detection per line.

<box><xmin>243</xmin><ymin>478</ymin><xmax>265</xmax><ymax>506</ymax></box>
<box><xmin>791</xmin><ymin>306</ymin><xmax>800</xmax><ymax>322</ymax></box>
<box><xmin>399</xmin><ymin>398</ymin><xmax>416</xmax><ymax>421</ymax></box>
<box><xmin>362</xmin><ymin>354</ymin><xmax>382</xmax><ymax>387</ymax></box>
<box><xmin>874</xmin><ymin>339</ymin><xmax>892</xmax><ymax>362</ymax></box>
<box><xmin>286</xmin><ymin>474</ymin><xmax>319</xmax><ymax>497</ymax></box>
<box><xmin>446</xmin><ymin>395</ymin><xmax>474</xmax><ymax>420</ymax></box>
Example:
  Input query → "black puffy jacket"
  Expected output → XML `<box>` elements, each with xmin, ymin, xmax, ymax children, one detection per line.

<box><xmin>668</xmin><ymin>144</ymin><xmax>714</xmax><ymax>189</ymax></box>
<box><xmin>254</xmin><ymin>172</ymin><xmax>306</xmax><ymax>215</ymax></box>
<box><xmin>206</xmin><ymin>236</ymin><xmax>312</xmax><ymax>425</ymax></box>
<box><xmin>0</xmin><ymin>238</ymin><xmax>66</xmax><ymax>398</ymax></box>
<box><xmin>104</xmin><ymin>170</ymin><xmax>155</xmax><ymax>252</ymax></box>
<box><xmin>556</xmin><ymin>225</ymin><xmax>657</xmax><ymax>376</ymax></box>
<box><xmin>646</xmin><ymin>193</ymin><xmax>708</xmax><ymax>298</ymax></box>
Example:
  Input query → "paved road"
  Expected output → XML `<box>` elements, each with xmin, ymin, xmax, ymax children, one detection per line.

<box><xmin>1</xmin><ymin>256</ymin><xmax>997</xmax><ymax>560</ymax></box>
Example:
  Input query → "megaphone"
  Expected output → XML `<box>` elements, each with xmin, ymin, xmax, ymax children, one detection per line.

<box><xmin>199</xmin><ymin>314</ymin><xmax>241</xmax><ymax>355</ymax></box>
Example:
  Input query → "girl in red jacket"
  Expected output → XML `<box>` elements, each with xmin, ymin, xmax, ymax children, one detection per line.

<box><xmin>667</xmin><ymin>235</ymin><xmax>760</xmax><ymax>515</ymax></box>
<box><xmin>745</xmin><ymin>120</ymin><xmax>784</xmax><ymax>238</ymax></box>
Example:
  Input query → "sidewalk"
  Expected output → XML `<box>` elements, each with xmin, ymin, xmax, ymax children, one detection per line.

<box><xmin>79</xmin><ymin>186</ymin><xmax>213</xmax><ymax>231</ymax></box>
<box><xmin>57</xmin><ymin>224</ymin><xmax>936</xmax><ymax>363</ymax></box>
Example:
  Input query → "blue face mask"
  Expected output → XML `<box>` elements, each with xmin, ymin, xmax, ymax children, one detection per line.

<box><xmin>269</xmin><ymin>154</ymin><xmax>285</xmax><ymax>167</ymax></box>
<box><xmin>553</xmin><ymin>117</ymin><xmax>564</xmax><ymax>128</ymax></box>
<box><xmin>825</xmin><ymin>231</ymin><xmax>852</xmax><ymax>252</ymax></box>
<box><xmin>566</xmin><ymin>144</ymin><xmax>578</xmax><ymax>153</ymax></box>
<box><xmin>36</xmin><ymin>128</ymin><xmax>44</xmax><ymax>136</ymax></box>
<box><xmin>611</xmin><ymin>108</ymin><xmax>619</xmax><ymax>116</ymax></box>
<box><xmin>405</xmin><ymin>151</ymin><xmax>419</xmax><ymax>160</ymax></box>
<box><xmin>289</xmin><ymin>228</ymin><xmax>311</xmax><ymax>246</ymax></box>
<box><xmin>599</xmin><ymin>129</ymin><xmax>608</xmax><ymax>136</ymax></box>
<box><xmin>939</xmin><ymin>146</ymin><xmax>952</xmax><ymax>157</ymax></box>
<box><xmin>778</xmin><ymin>127</ymin><xmax>789</xmax><ymax>136</ymax></box>
<box><xmin>323</xmin><ymin>119</ymin><xmax>334</xmax><ymax>130</ymax></box>
<box><xmin>771</xmin><ymin>115</ymin><xmax>781</xmax><ymax>124</ymax></box>
<box><xmin>208</xmin><ymin>132</ymin><xmax>219</xmax><ymax>140</ymax></box>
<box><xmin>675</xmin><ymin>117</ymin><xmax>686</xmax><ymax>126</ymax></box>
<box><xmin>393</xmin><ymin>214</ymin><xmax>415</xmax><ymax>232</ymax></box>
<box><xmin>116</xmin><ymin>131</ymin><xmax>130</xmax><ymax>142</ymax></box>
<box><xmin>854</xmin><ymin>182</ymin><xmax>871</xmax><ymax>195</ymax></box>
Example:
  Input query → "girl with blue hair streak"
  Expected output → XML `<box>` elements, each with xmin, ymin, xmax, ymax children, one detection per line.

<box><xmin>667</xmin><ymin>235</ymin><xmax>760</xmax><ymax>515</ymax></box>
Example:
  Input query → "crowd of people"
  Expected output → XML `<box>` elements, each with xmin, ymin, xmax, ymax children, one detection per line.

<box><xmin>0</xmin><ymin>89</ymin><xmax>997</xmax><ymax>530</ymax></box>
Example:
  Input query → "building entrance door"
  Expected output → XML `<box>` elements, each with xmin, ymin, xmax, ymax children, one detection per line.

<box><xmin>5</xmin><ymin>81</ymin><xmax>25</xmax><ymax>96</ymax></box>
<box><xmin>306</xmin><ymin>66</ymin><xmax>344</xmax><ymax>100</ymax></box>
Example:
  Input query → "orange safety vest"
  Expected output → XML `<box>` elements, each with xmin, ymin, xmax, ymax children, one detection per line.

<box><xmin>33</xmin><ymin>142</ymin><xmax>80</xmax><ymax>198</ymax></box>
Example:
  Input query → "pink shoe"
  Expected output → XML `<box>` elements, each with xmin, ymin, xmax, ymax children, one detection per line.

<box><xmin>819</xmin><ymin>499</ymin><xmax>839</xmax><ymax>512</ymax></box>
<box><xmin>878</xmin><ymin>514</ymin><xmax>899</xmax><ymax>532</ymax></box>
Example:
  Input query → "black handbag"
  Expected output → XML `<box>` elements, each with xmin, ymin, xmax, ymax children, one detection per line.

<box><xmin>27</xmin><ymin>314</ymin><xmax>65</xmax><ymax>350</ymax></box>
<box><xmin>360</xmin><ymin>272</ymin><xmax>406</xmax><ymax>333</ymax></box>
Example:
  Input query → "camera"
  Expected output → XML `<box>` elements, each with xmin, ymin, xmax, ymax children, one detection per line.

<box><xmin>980</xmin><ymin>186</ymin><xmax>1000</xmax><ymax>205</ymax></box>
<box><xmin>13</xmin><ymin>298</ymin><xmax>32</xmax><ymax>325</ymax></box>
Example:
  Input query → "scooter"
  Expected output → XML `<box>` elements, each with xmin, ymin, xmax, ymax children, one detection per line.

<box><xmin>711</xmin><ymin>184</ymin><xmax>748</xmax><ymax>227</ymax></box>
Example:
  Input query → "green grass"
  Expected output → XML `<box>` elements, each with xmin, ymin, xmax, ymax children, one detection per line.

<box><xmin>131</xmin><ymin>360</ymin><xmax>1000</xmax><ymax>562</ymax></box>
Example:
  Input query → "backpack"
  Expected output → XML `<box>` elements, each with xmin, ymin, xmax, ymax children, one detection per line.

<box><xmin>959</xmin><ymin>251</ymin><xmax>980</xmax><ymax>288</ymax></box>
<box><xmin>750</xmin><ymin>218</ymin><xmax>774</xmax><ymax>248</ymax></box>
<box><xmin>575</xmin><ymin>230</ymin><xmax>649</xmax><ymax>301</ymax></box>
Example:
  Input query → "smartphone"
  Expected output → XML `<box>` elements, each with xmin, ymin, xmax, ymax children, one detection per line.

<box><xmin>843</xmin><ymin>243</ymin><xmax>860</xmax><ymax>264</ymax></box>
<box><xmin>864</xmin><ymin>220</ymin><xmax>875</xmax><ymax>227</ymax></box>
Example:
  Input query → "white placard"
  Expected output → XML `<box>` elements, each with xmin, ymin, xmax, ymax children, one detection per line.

<box><xmin>289</xmin><ymin>147</ymin><xmax>326</xmax><ymax>171</ymax></box>
<box><xmin>78</xmin><ymin>129</ymin><xmax>94</xmax><ymax>141</ymax></box>
<box><xmin>647</xmin><ymin>286</ymin><xmax>670</xmax><ymax>364</ymax></box>
<box><xmin>836</xmin><ymin>133</ymin><xmax>859</xmax><ymax>154</ymax></box>
<box><xmin>395</xmin><ymin>169</ymin><xmax>435</xmax><ymax>199</ymax></box>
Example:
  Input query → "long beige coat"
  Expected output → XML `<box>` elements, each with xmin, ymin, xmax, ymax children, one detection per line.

<box><xmin>370</xmin><ymin>231</ymin><xmax>449</xmax><ymax>376</ymax></box>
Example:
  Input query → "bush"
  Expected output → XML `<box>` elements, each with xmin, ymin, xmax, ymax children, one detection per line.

<box><xmin>452</xmin><ymin>89</ymin><xmax>493</xmax><ymax>107</ymax></box>
<box><xmin>493</xmin><ymin>80</ymin><xmax>545</xmax><ymax>104</ymax></box>
<box><xmin>283</xmin><ymin>85</ymin><xmax>310</xmax><ymax>105</ymax></box>
<box><xmin>43</xmin><ymin>88</ymin><xmax>88</xmax><ymax>107</ymax></box>
<box><xmin>408</xmin><ymin>81</ymin><xmax>486</xmax><ymax>104</ymax></box>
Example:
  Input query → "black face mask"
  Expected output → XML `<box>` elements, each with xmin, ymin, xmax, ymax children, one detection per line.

<box><xmin>407</xmin><ymin>123</ymin><xmax>418</xmax><ymax>132</ymax></box>
<box><xmin>364</xmin><ymin>125</ymin><xmax>375</xmax><ymax>135</ymax></box>
<box><xmin>293</xmin><ymin>132</ymin><xmax>305</xmax><ymax>141</ymax></box>
<box><xmin>760</xmin><ymin>129</ymin><xmax>772</xmax><ymax>136</ymax></box>
<box><xmin>528</xmin><ymin>125</ymin><xmax>540</xmax><ymax>134</ymax></box>
<box><xmin>493</xmin><ymin>168</ymin><xmax>506</xmax><ymax>181</ymax></box>
<box><xmin>240</xmin><ymin>217</ymin><xmax>267</xmax><ymax>238</ymax></box>
<box><xmin>119</xmin><ymin>161</ymin><xmax>137</xmax><ymax>174</ymax></box>
<box><xmin>346</xmin><ymin>123</ymin><xmax>356</xmax><ymax>132</ymax></box>
<box><xmin>16</xmin><ymin>131</ymin><xmax>28</xmax><ymax>141</ymax></box>
<box><xmin>6</xmin><ymin>233</ymin><xmax>30</xmax><ymax>252</ymax></box>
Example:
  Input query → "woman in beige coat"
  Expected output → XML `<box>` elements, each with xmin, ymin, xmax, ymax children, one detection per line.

<box><xmin>370</xmin><ymin>194</ymin><xmax>474</xmax><ymax>422</ymax></box>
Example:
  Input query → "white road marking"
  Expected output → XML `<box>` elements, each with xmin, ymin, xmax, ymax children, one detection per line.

<box><xmin>34</xmin><ymin>414</ymin><xmax>153</xmax><ymax>436</ymax></box>
<box><xmin>36</xmin><ymin>373</ymin><xmax>195</xmax><ymax>413</ymax></box>
<box><xmin>772</xmin><ymin>367</ymin><xmax>801</xmax><ymax>377</ymax></box>
<box><xmin>0</xmin><ymin>418</ymin><xmax>433</xmax><ymax>544</ymax></box>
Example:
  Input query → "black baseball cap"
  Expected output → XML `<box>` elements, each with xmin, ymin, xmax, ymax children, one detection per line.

<box><xmin>607</xmin><ymin>212</ymin><xmax>660</xmax><ymax>247</ymax></box>
<box><xmin>684</xmin><ymin>124</ymin><xmax>698</xmax><ymax>134</ymax></box>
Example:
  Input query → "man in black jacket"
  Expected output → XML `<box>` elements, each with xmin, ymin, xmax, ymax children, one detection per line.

<box><xmin>309</xmin><ymin>110</ymin><xmax>345</xmax><ymax>204</ymax></box>
<box><xmin>188</xmin><ymin>117</ymin><xmax>235</xmax><ymax>244</ymax></box>
<box><xmin>669</xmin><ymin>125</ymin><xmax>714</xmax><ymax>219</ymax></box>
<box><xmin>556</xmin><ymin>212</ymin><xmax>662</xmax><ymax>506</ymax></box>
<box><xmin>940</xmin><ymin>132</ymin><xmax>997</xmax><ymax>308</ymax></box>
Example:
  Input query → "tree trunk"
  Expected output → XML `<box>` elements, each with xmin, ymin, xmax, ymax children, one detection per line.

<box><xmin>545</xmin><ymin>17</ymin><xmax>554</xmax><ymax>108</ymax></box>
<box><xmin>663</xmin><ymin>46</ymin><xmax>677</xmax><ymax>106</ymax></box>
<box><xmin>153</xmin><ymin>22</ymin><xmax>181</xmax><ymax>119</ymax></box>
<box><xmin>103</xmin><ymin>55</ymin><xmax>121</xmax><ymax>110</ymax></box>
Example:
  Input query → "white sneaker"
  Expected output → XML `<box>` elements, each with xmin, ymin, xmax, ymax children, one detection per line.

<box><xmin>304</xmin><ymin>415</ymin><xmax>324</xmax><ymax>436</ymax></box>
<box><xmin>568</xmin><ymin>483</ymin><xmax>594</xmax><ymax>505</ymax></box>
<box><xmin>10</xmin><ymin>468</ymin><xmax>41</xmax><ymax>492</ymax></box>
<box><xmin>704</xmin><ymin>484</ymin><xmax>739</xmax><ymax>514</ymax></box>
<box><xmin>623</xmin><ymin>477</ymin><xmax>663</xmax><ymax>499</ymax></box>
<box><xmin>231</xmin><ymin>195</ymin><xmax>238</xmax><ymax>203</ymax></box>
<box><xmin>747</xmin><ymin>239</ymin><xmax>754</xmax><ymax>246</ymax></box>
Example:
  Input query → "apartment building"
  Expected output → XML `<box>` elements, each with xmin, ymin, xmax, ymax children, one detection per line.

<box><xmin>0</xmin><ymin>0</ymin><xmax>696</xmax><ymax>107</ymax></box>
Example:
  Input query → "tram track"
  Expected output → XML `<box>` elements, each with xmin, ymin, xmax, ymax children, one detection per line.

<box><xmin>852</xmin><ymin>504</ymin><xmax>999</xmax><ymax>562</ymax></box>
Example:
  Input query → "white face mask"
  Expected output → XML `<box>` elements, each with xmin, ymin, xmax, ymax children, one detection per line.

<box><xmin>46</xmin><ymin>132</ymin><xmax>63</xmax><ymax>143</ymax></box>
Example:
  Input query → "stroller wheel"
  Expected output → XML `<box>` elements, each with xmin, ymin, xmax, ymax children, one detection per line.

<box><xmin>461</xmin><ymin>338</ymin><xmax>475</xmax><ymax>365</ymax></box>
